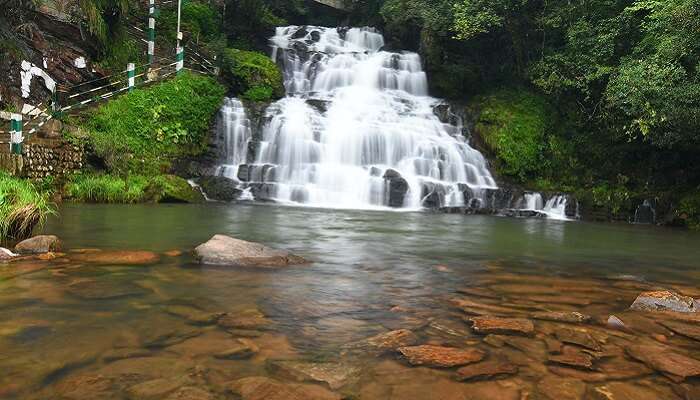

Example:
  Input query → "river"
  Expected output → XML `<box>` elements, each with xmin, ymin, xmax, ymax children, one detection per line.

<box><xmin>1</xmin><ymin>204</ymin><xmax>699</xmax><ymax>398</ymax></box>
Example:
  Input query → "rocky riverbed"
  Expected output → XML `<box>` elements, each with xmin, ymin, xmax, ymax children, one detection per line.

<box><xmin>2</xmin><ymin>232</ymin><xmax>700</xmax><ymax>399</ymax></box>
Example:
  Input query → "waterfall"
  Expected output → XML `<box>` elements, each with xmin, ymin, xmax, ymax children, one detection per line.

<box><xmin>215</xmin><ymin>98</ymin><xmax>252</xmax><ymax>180</ymax></box>
<box><xmin>222</xmin><ymin>26</ymin><xmax>498</xmax><ymax>209</ymax></box>
<box><xmin>515</xmin><ymin>193</ymin><xmax>577</xmax><ymax>220</ymax></box>
<box><xmin>520</xmin><ymin>192</ymin><xmax>544</xmax><ymax>211</ymax></box>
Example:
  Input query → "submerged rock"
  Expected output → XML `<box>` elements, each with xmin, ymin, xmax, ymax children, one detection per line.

<box><xmin>15</xmin><ymin>235</ymin><xmax>62</xmax><ymax>254</ymax></box>
<box><xmin>227</xmin><ymin>376</ymin><xmax>341</xmax><ymax>400</ymax></box>
<box><xmin>165</xmin><ymin>305</ymin><xmax>224</xmax><ymax>325</ymax></box>
<box><xmin>217</xmin><ymin>308</ymin><xmax>271</xmax><ymax>330</ymax></box>
<box><xmin>194</xmin><ymin>234</ymin><xmax>308</xmax><ymax>267</ymax></box>
<box><xmin>531</xmin><ymin>311</ymin><xmax>590</xmax><ymax>324</ymax></box>
<box><xmin>455</xmin><ymin>360</ymin><xmax>518</xmax><ymax>381</ymax></box>
<box><xmin>626</xmin><ymin>344</ymin><xmax>700</xmax><ymax>381</ymax></box>
<box><xmin>548</xmin><ymin>348</ymin><xmax>594</xmax><ymax>370</ymax></box>
<box><xmin>268</xmin><ymin>360</ymin><xmax>360</xmax><ymax>389</ymax></box>
<box><xmin>630</xmin><ymin>290</ymin><xmax>698</xmax><ymax>313</ymax></box>
<box><xmin>0</xmin><ymin>247</ymin><xmax>17</xmax><ymax>261</ymax></box>
<box><xmin>69</xmin><ymin>250</ymin><xmax>160</xmax><ymax>265</ymax></box>
<box><xmin>469</xmin><ymin>316</ymin><xmax>535</xmax><ymax>336</ymax></box>
<box><xmin>659</xmin><ymin>320</ymin><xmax>700</xmax><ymax>341</ymax></box>
<box><xmin>535</xmin><ymin>376</ymin><xmax>586</xmax><ymax>400</ymax></box>
<box><xmin>397</xmin><ymin>345</ymin><xmax>485</xmax><ymax>368</ymax></box>
<box><xmin>214</xmin><ymin>339</ymin><xmax>258</xmax><ymax>359</ymax></box>
<box><xmin>553</xmin><ymin>327</ymin><xmax>602</xmax><ymax>351</ymax></box>
<box><xmin>348</xmin><ymin>329</ymin><xmax>418</xmax><ymax>354</ymax></box>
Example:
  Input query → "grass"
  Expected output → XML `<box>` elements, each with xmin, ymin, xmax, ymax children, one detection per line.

<box><xmin>0</xmin><ymin>173</ymin><xmax>54</xmax><ymax>242</ymax></box>
<box><xmin>75</xmin><ymin>71</ymin><xmax>226</xmax><ymax>176</ymax></box>
<box><xmin>64</xmin><ymin>174</ymin><xmax>203</xmax><ymax>204</ymax></box>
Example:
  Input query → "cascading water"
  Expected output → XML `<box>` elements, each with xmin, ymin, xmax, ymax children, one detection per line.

<box><xmin>515</xmin><ymin>192</ymin><xmax>577</xmax><ymax>220</ymax></box>
<box><xmin>215</xmin><ymin>98</ymin><xmax>252</xmax><ymax>180</ymax></box>
<box><xmin>223</xmin><ymin>25</ymin><xmax>497</xmax><ymax>210</ymax></box>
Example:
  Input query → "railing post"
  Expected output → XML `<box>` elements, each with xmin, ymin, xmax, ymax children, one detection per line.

<box><xmin>10</xmin><ymin>114</ymin><xmax>23</xmax><ymax>155</ymax></box>
<box><xmin>127</xmin><ymin>63</ymin><xmax>136</xmax><ymax>91</ymax></box>
<box><xmin>51</xmin><ymin>88</ymin><xmax>60</xmax><ymax>114</ymax></box>
<box><xmin>148</xmin><ymin>0</ymin><xmax>156</xmax><ymax>64</ymax></box>
<box><xmin>176</xmin><ymin>44</ymin><xmax>184</xmax><ymax>75</ymax></box>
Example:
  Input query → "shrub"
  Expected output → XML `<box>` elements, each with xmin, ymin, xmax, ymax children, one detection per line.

<box><xmin>0</xmin><ymin>173</ymin><xmax>53</xmax><ymax>242</ymax></box>
<box><xmin>160</xmin><ymin>0</ymin><xmax>222</xmax><ymax>44</ymax></box>
<box><xmin>472</xmin><ymin>89</ymin><xmax>553</xmax><ymax>181</ymax></box>
<box><xmin>677</xmin><ymin>191</ymin><xmax>700</xmax><ymax>230</ymax></box>
<box><xmin>64</xmin><ymin>174</ymin><xmax>203</xmax><ymax>203</ymax></box>
<box><xmin>78</xmin><ymin>72</ymin><xmax>225</xmax><ymax>175</ymax></box>
<box><xmin>220</xmin><ymin>48</ymin><xmax>284</xmax><ymax>101</ymax></box>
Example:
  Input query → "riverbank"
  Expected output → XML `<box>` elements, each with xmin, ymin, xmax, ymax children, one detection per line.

<box><xmin>1</xmin><ymin>203</ymin><xmax>700</xmax><ymax>398</ymax></box>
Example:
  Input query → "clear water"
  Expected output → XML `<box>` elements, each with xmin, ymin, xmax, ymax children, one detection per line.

<box><xmin>2</xmin><ymin>204</ymin><xmax>700</xmax><ymax>398</ymax></box>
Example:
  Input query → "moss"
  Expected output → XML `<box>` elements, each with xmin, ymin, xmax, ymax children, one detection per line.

<box><xmin>677</xmin><ymin>191</ymin><xmax>700</xmax><ymax>230</ymax></box>
<box><xmin>221</xmin><ymin>48</ymin><xmax>284</xmax><ymax>102</ymax></box>
<box><xmin>472</xmin><ymin>88</ymin><xmax>552</xmax><ymax>182</ymax></box>
<box><xmin>64</xmin><ymin>174</ymin><xmax>203</xmax><ymax>203</ymax></box>
<box><xmin>0</xmin><ymin>173</ymin><xmax>54</xmax><ymax>242</ymax></box>
<box><xmin>160</xmin><ymin>0</ymin><xmax>222</xmax><ymax>43</ymax></box>
<box><xmin>76</xmin><ymin>72</ymin><xmax>225</xmax><ymax>176</ymax></box>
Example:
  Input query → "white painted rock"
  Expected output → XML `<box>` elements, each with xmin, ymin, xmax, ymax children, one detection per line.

<box><xmin>630</xmin><ymin>290</ymin><xmax>698</xmax><ymax>313</ymax></box>
<box><xmin>194</xmin><ymin>234</ymin><xmax>307</xmax><ymax>268</ymax></box>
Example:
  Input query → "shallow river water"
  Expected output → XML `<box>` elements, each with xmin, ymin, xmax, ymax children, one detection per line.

<box><xmin>2</xmin><ymin>203</ymin><xmax>700</xmax><ymax>399</ymax></box>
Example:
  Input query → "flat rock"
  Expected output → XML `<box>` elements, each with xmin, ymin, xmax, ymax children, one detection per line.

<box><xmin>626</xmin><ymin>344</ymin><xmax>700</xmax><ymax>381</ymax></box>
<box><xmin>194</xmin><ymin>234</ymin><xmax>307</xmax><ymax>267</ymax></box>
<box><xmin>532</xmin><ymin>311</ymin><xmax>591</xmax><ymax>323</ymax></box>
<box><xmin>214</xmin><ymin>339</ymin><xmax>258</xmax><ymax>359</ymax></box>
<box><xmin>596</xmin><ymin>356</ymin><xmax>653</xmax><ymax>380</ymax></box>
<box><xmin>268</xmin><ymin>361</ymin><xmax>360</xmax><ymax>390</ymax></box>
<box><xmin>554</xmin><ymin>327</ymin><xmax>602</xmax><ymax>351</ymax></box>
<box><xmin>548</xmin><ymin>348</ymin><xmax>594</xmax><ymax>370</ymax></box>
<box><xmin>455</xmin><ymin>360</ymin><xmax>518</xmax><ymax>381</ymax></box>
<box><xmin>164</xmin><ymin>387</ymin><xmax>215</xmax><ymax>400</ymax></box>
<box><xmin>589</xmin><ymin>382</ymin><xmax>670</xmax><ymax>400</ymax></box>
<box><xmin>450</xmin><ymin>298</ymin><xmax>522</xmax><ymax>316</ymax></box>
<box><xmin>469</xmin><ymin>316</ymin><xmax>534</xmax><ymax>336</ymax></box>
<box><xmin>350</xmin><ymin>329</ymin><xmax>418</xmax><ymax>353</ymax></box>
<box><xmin>535</xmin><ymin>377</ymin><xmax>586</xmax><ymax>400</ymax></box>
<box><xmin>165</xmin><ymin>305</ymin><xmax>223</xmax><ymax>325</ymax></box>
<box><xmin>66</xmin><ymin>279</ymin><xmax>146</xmax><ymax>300</ymax></box>
<box><xmin>397</xmin><ymin>345</ymin><xmax>485</xmax><ymax>368</ymax></box>
<box><xmin>69</xmin><ymin>250</ymin><xmax>160</xmax><ymax>265</ymax></box>
<box><xmin>102</xmin><ymin>348</ymin><xmax>151</xmax><ymax>363</ymax></box>
<box><xmin>14</xmin><ymin>235</ymin><xmax>62</xmax><ymax>254</ymax></box>
<box><xmin>548</xmin><ymin>366</ymin><xmax>607</xmax><ymax>382</ymax></box>
<box><xmin>659</xmin><ymin>320</ymin><xmax>700</xmax><ymax>341</ymax></box>
<box><xmin>630</xmin><ymin>290</ymin><xmax>698</xmax><ymax>313</ymax></box>
<box><xmin>228</xmin><ymin>376</ymin><xmax>341</xmax><ymax>400</ymax></box>
<box><xmin>218</xmin><ymin>309</ymin><xmax>271</xmax><ymax>330</ymax></box>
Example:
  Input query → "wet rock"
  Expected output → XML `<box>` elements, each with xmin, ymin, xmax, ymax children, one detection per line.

<box><xmin>531</xmin><ymin>311</ymin><xmax>591</xmax><ymax>324</ymax></box>
<box><xmin>268</xmin><ymin>360</ymin><xmax>360</xmax><ymax>389</ymax></box>
<box><xmin>659</xmin><ymin>320</ymin><xmax>700</xmax><ymax>341</ymax></box>
<box><xmin>227</xmin><ymin>329</ymin><xmax>263</xmax><ymax>338</ymax></box>
<box><xmin>126</xmin><ymin>376</ymin><xmax>191</xmax><ymax>399</ymax></box>
<box><xmin>597</xmin><ymin>357</ymin><xmax>653</xmax><ymax>380</ymax></box>
<box><xmin>455</xmin><ymin>360</ymin><xmax>518</xmax><ymax>381</ymax></box>
<box><xmin>49</xmin><ymin>373</ymin><xmax>120</xmax><ymax>400</ymax></box>
<box><xmin>102</xmin><ymin>348</ymin><xmax>152</xmax><ymax>363</ymax></box>
<box><xmin>164</xmin><ymin>250</ymin><xmax>183</xmax><ymax>257</ymax></box>
<box><xmin>626</xmin><ymin>344</ymin><xmax>700</xmax><ymax>381</ymax></box>
<box><xmin>141</xmin><ymin>326</ymin><xmax>201</xmax><ymax>348</ymax></box>
<box><xmin>548</xmin><ymin>366</ymin><xmax>607</xmax><ymax>382</ymax></box>
<box><xmin>383</xmin><ymin>169</ymin><xmax>408</xmax><ymax>208</ymax></box>
<box><xmin>14</xmin><ymin>235</ymin><xmax>62</xmax><ymax>254</ymax></box>
<box><xmin>630</xmin><ymin>290</ymin><xmax>698</xmax><ymax>313</ymax></box>
<box><xmin>606</xmin><ymin>315</ymin><xmax>626</xmax><ymax>330</ymax></box>
<box><xmin>501</xmin><ymin>336</ymin><xmax>547</xmax><ymax>359</ymax></box>
<box><xmin>351</xmin><ymin>329</ymin><xmax>418</xmax><ymax>353</ymax></box>
<box><xmin>69</xmin><ymin>250</ymin><xmax>160</xmax><ymax>265</ymax></box>
<box><xmin>228</xmin><ymin>376</ymin><xmax>341</xmax><ymax>400</ymax></box>
<box><xmin>590</xmin><ymin>382</ymin><xmax>669</xmax><ymax>400</ymax></box>
<box><xmin>197</xmin><ymin>176</ymin><xmax>242</xmax><ymax>201</ymax></box>
<box><xmin>545</xmin><ymin>337</ymin><xmax>563</xmax><ymax>354</ymax></box>
<box><xmin>214</xmin><ymin>339</ymin><xmax>258</xmax><ymax>359</ymax></box>
<box><xmin>535</xmin><ymin>376</ymin><xmax>586</xmax><ymax>400</ymax></box>
<box><xmin>554</xmin><ymin>327</ymin><xmax>602</xmax><ymax>351</ymax></box>
<box><xmin>0</xmin><ymin>247</ymin><xmax>17</xmax><ymax>261</ymax></box>
<box><xmin>397</xmin><ymin>345</ymin><xmax>485</xmax><ymax>368</ymax></box>
<box><xmin>548</xmin><ymin>347</ymin><xmax>594</xmax><ymax>370</ymax></box>
<box><xmin>164</xmin><ymin>387</ymin><xmax>215</xmax><ymax>400</ymax></box>
<box><xmin>66</xmin><ymin>279</ymin><xmax>146</xmax><ymax>300</ymax></box>
<box><xmin>469</xmin><ymin>316</ymin><xmax>535</xmax><ymax>336</ymax></box>
<box><xmin>450</xmin><ymin>298</ymin><xmax>522</xmax><ymax>316</ymax></box>
<box><xmin>217</xmin><ymin>309</ymin><xmax>271</xmax><ymax>330</ymax></box>
<box><xmin>165</xmin><ymin>305</ymin><xmax>224</xmax><ymax>325</ymax></box>
<box><xmin>194</xmin><ymin>234</ymin><xmax>308</xmax><ymax>267</ymax></box>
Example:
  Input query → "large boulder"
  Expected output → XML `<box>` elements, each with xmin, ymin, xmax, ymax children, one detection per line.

<box><xmin>194</xmin><ymin>234</ymin><xmax>308</xmax><ymax>267</ymax></box>
<box><xmin>148</xmin><ymin>175</ymin><xmax>205</xmax><ymax>203</ymax></box>
<box><xmin>383</xmin><ymin>169</ymin><xmax>408</xmax><ymax>208</ymax></box>
<box><xmin>198</xmin><ymin>176</ymin><xmax>242</xmax><ymax>202</ymax></box>
<box><xmin>630</xmin><ymin>290</ymin><xmax>698</xmax><ymax>313</ymax></box>
<box><xmin>14</xmin><ymin>235</ymin><xmax>62</xmax><ymax>254</ymax></box>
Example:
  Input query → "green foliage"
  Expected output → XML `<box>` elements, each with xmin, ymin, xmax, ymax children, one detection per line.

<box><xmin>76</xmin><ymin>0</ymin><xmax>132</xmax><ymax>47</ymax></box>
<box><xmin>221</xmin><ymin>48</ymin><xmax>284</xmax><ymax>101</ymax></box>
<box><xmin>0</xmin><ymin>172</ymin><xmax>53</xmax><ymax>242</ymax></box>
<box><xmin>473</xmin><ymin>89</ymin><xmax>551</xmax><ymax>181</ymax></box>
<box><xmin>95</xmin><ymin>29</ymin><xmax>140</xmax><ymax>73</ymax></box>
<box><xmin>677</xmin><ymin>190</ymin><xmax>700</xmax><ymax>230</ymax></box>
<box><xmin>79</xmin><ymin>72</ymin><xmax>225</xmax><ymax>175</ymax></box>
<box><xmin>160</xmin><ymin>0</ymin><xmax>222</xmax><ymax>44</ymax></box>
<box><xmin>64</xmin><ymin>174</ymin><xmax>203</xmax><ymax>203</ymax></box>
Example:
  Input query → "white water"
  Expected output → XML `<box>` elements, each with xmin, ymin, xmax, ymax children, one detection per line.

<box><xmin>517</xmin><ymin>192</ymin><xmax>575</xmax><ymax>220</ymax></box>
<box><xmin>215</xmin><ymin>98</ymin><xmax>252</xmax><ymax>180</ymax></box>
<box><xmin>220</xmin><ymin>26</ymin><xmax>497</xmax><ymax>209</ymax></box>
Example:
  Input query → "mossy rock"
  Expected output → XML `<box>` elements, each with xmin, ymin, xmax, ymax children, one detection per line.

<box><xmin>221</xmin><ymin>48</ymin><xmax>284</xmax><ymax>102</ymax></box>
<box><xmin>147</xmin><ymin>175</ymin><xmax>205</xmax><ymax>203</ymax></box>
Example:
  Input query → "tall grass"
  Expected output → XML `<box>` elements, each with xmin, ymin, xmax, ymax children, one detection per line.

<box><xmin>64</xmin><ymin>174</ymin><xmax>150</xmax><ymax>203</ymax></box>
<box><xmin>0</xmin><ymin>173</ymin><xmax>54</xmax><ymax>242</ymax></box>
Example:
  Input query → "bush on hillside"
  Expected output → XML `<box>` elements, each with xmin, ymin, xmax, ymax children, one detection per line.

<box><xmin>220</xmin><ymin>48</ymin><xmax>284</xmax><ymax>102</ymax></box>
<box><xmin>77</xmin><ymin>71</ymin><xmax>225</xmax><ymax>175</ymax></box>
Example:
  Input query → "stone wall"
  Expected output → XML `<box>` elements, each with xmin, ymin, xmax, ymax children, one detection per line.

<box><xmin>22</xmin><ymin>138</ymin><xmax>84</xmax><ymax>179</ymax></box>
